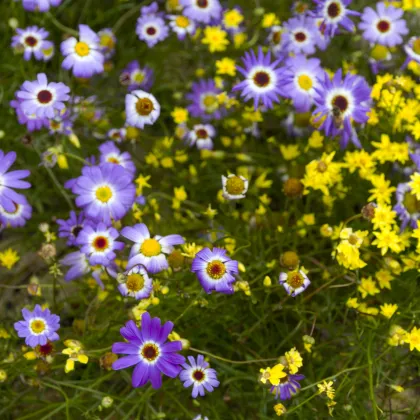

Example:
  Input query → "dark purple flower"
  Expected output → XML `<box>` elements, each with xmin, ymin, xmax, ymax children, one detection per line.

<box><xmin>271</xmin><ymin>373</ymin><xmax>305</xmax><ymax>400</ymax></box>
<box><xmin>112</xmin><ymin>312</ymin><xmax>186</xmax><ymax>389</ymax></box>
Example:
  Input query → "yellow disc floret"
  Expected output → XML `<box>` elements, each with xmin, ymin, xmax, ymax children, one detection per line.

<box><xmin>75</xmin><ymin>41</ymin><xmax>90</xmax><ymax>57</ymax></box>
<box><xmin>140</xmin><ymin>238</ymin><xmax>161</xmax><ymax>257</ymax></box>
<box><xmin>95</xmin><ymin>186</ymin><xmax>113</xmax><ymax>203</ymax></box>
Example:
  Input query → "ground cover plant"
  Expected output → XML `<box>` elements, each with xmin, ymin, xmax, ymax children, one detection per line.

<box><xmin>1</xmin><ymin>0</ymin><xmax>420</xmax><ymax>418</ymax></box>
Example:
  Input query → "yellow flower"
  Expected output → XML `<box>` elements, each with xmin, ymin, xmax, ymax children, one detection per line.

<box><xmin>0</xmin><ymin>248</ymin><xmax>19</xmax><ymax>269</ymax></box>
<box><xmin>285</xmin><ymin>348</ymin><xmax>303</xmax><ymax>374</ymax></box>
<box><xmin>344</xmin><ymin>150</ymin><xmax>376</xmax><ymax>179</ymax></box>
<box><xmin>390</xmin><ymin>385</ymin><xmax>405</xmax><ymax>393</ymax></box>
<box><xmin>254</xmin><ymin>171</ymin><xmax>272</xmax><ymax>189</ymax></box>
<box><xmin>380</xmin><ymin>303</ymin><xmax>398</xmax><ymax>319</ymax></box>
<box><xmin>358</xmin><ymin>277</ymin><xmax>380</xmax><ymax>299</ymax></box>
<box><xmin>409</xmin><ymin>172</ymin><xmax>420</xmax><ymax>200</ymax></box>
<box><xmin>375</xmin><ymin>269</ymin><xmax>394</xmax><ymax>290</ymax></box>
<box><xmin>215</xmin><ymin>57</ymin><xmax>236</xmax><ymax>76</ymax></box>
<box><xmin>233</xmin><ymin>32</ymin><xmax>247</xmax><ymax>48</ymax></box>
<box><xmin>404</xmin><ymin>326</ymin><xmax>420</xmax><ymax>351</ymax></box>
<box><xmin>135</xmin><ymin>174</ymin><xmax>151</xmax><ymax>195</ymax></box>
<box><xmin>388</xmin><ymin>324</ymin><xmax>407</xmax><ymax>346</ymax></box>
<box><xmin>317</xmin><ymin>380</ymin><xmax>335</xmax><ymax>400</ymax></box>
<box><xmin>201</xmin><ymin>26</ymin><xmax>229</xmax><ymax>53</ymax></box>
<box><xmin>268</xmin><ymin>363</ymin><xmax>287</xmax><ymax>385</ymax></box>
<box><xmin>368</xmin><ymin>174</ymin><xmax>396</xmax><ymax>205</ymax></box>
<box><xmin>274</xmin><ymin>403</ymin><xmax>287</xmax><ymax>416</ymax></box>
<box><xmin>223</xmin><ymin>9</ymin><xmax>244</xmax><ymax>30</ymax></box>
<box><xmin>372</xmin><ymin>134</ymin><xmax>409</xmax><ymax>164</ymax></box>
<box><xmin>0</xmin><ymin>328</ymin><xmax>11</xmax><ymax>339</ymax></box>
<box><xmin>171</xmin><ymin>107</ymin><xmax>188</xmax><ymax>124</ymax></box>
<box><xmin>62</xmin><ymin>340</ymin><xmax>89</xmax><ymax>373</ymax></box>
<box><xmin>261</xmin><ymin>13</ymin><xmax>280</xmax><ymax>28</ymax></box>
<box><xmin>346</xmin><ymin>297</ymin><xmax>359</xmax><ymax>309</ymax></box>
<box><xmin>371</xmin><ymin>204</ymin><xmax>397</xmax><ymax>231</ymax></box>
<box><xmin>280</xmin><ymin>144</ymin><xmax>300</xmax><ymax>160</ymax></box>
<box><xmin>372</xmin><ymin>228</ymin><xmax>402</xmax><ymax>255</ymax></box>
<box><xmin>307</xmin><ymin>131</ymin><xmax>324</xmax><ymax>149</ymax></box>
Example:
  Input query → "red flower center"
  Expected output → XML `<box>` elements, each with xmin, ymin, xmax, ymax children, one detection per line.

<box><xmin>332</xmin><ymin>95</ymin><xmax>348</xmax><ymax>112</ymax></box>
<box><xmin>377</xmin><ymin>20</ymin><xmax>390</xmax><ymax>33</ymax></box>
<box><xmin>193</xmin><ymin>370</ymin><xmax>205</xmax><ymax>381</ymax></box>
<box><xmin>37</xmin><ymin>90</ymin><xmax>53</xmax><ymax>104</ymax></box>
<box><xmin>25</xmin><ymin>36</ymin><xmax>38</xmax><ymax>47</ymax></box>
<box><xmin>93</xmin><ymin>236</ymin><xmax>108</xmax><ymax>251</ymax></box>
<box><xmin>294</xmin><ymin>31</ymin><xmax>306</xmax><ymax>42</ymax></box>
<box><xmin>197</xmin><ymin>0</ymin><xmax>208</xmax><ymax>8</ymax></box>
<box><xmin>327</xmin><ymin>2</ymin><xmax>340</xmax><ymax>18</ymax></box>
<box><xmin>253</xmin><ymin>71</ymin><xmax>270</xmax><ymax>87</ymax></box>
<box><xmin>146</xmin><ymin>26</ymin><xmax>157</xmax><ymax>36</ymax></box>
<box><xmin>196</xmin><ymin>129</ymin><xmax>208</xmax><ymax>139</ymax></box>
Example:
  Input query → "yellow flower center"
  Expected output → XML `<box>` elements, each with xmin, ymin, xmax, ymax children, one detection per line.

<box><xmin>175</xmin><ymin>16</ymin><xmax>190</xmax><ymax>28</ymax></box>
<box><xmin>133</xmin><ymin>71</ymin><xmax>145</xmax><ymax>84</ymax></box>
<box><xmin>107</xmin><ymin>157</ymin><xmax>120</xmax><ymax>164</ymax></box>
<box><xmin>75</xmin><ymin>41</ymin><xmax>90</xmax><ymax>57</ymax></box>
<box><xmin>202</xmin><ymin>94</ymin><xmax>218</xmax><ymax>112</ymax></box>
<box><xmin>287</xmin><ymin>272</ymin><xmax>304</xmax><ymax>289</ymax></box>
<box><xmin>126</xmin><ymin>273</ymin><xmax>145</xmax><ymax>292</ymax></box>
<box><xmin>317</xmin><ymin>161</ymin><xmax>328</xmax><ymax>173</ymax></box>
<box><xmin>206</xmin><ymin>260</ymin><xmax>226</xmax><ymax>279</ymax></box>
<box><xmin>100</xmin><ymin>34</ymin><xmax>115</xmax><ymax>49</ymax></box>
<box><xmin>30</xmin><ymin>319</ymin><xmax>46</xmax><ymax>334</ymax></box>
<box><xmin>403</xmin><ymin>192</ymin><xmax>420</xmax><ymax>214</ymax></box>
<box><xmin>141</xmin><ymin>343</ymin><xmax>160</xmax><ymax>361</ymax></box>
<box><xmin>348</xmin><ymin>234</ymin><xmax>359</xmax><ymax>246</ymax></box>
<box><xmin>95</xmin><ymin>186</ymin><xmax>113</xmax><ymax>203</ymax></box>
<box><xmin>140</xmin><ymin>238</ymin><xmax>161</xmax><ymax>257</ymax></box>
<box><xmin>370</xmin><ymin>45</ymin><xmax>389</xmax><ymax>61</ymax></box>
<box><xmin>413</xmin><ymin>38</ymin><xmax>420</xmax><ymax>55</ymax></box>
<box><xmin>226</xmin><ymin>176</ymin><xmax>245</xmax><ymax>195</ymax></box>
<box><xmin>136</xmin><ymin>98</ymin><xmax>154</xmax><ymax>116</ymax></box>
<box><xmin>297</xmin><ymin>74</ymin><xmax>313</xmax><ymax>91</ymax></box>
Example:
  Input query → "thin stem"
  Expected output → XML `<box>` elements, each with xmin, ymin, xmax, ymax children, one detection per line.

<box><xmin>113</xmin><ymin>5</ymin><xmax>142</xmax><ymax>34</ymax></box>
<box><xmin>47</xmin><ymin>13</ymin><xmax>78</xmax><ymax>36</ymax></box>
<box><xmin>368</xmin><ymin>335</ymin><xmax>379</xmax><ymax>420</ymax></box>
<box><xmin>189</xmin><ymin>347</ymin><xmax>278</xmax><ymax>365</ymax></box>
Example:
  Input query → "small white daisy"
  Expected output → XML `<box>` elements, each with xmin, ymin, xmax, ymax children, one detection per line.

<box><xmin>125</xmin><ymin>90</ymin><xmax>160</xmax><ymax>129</ymax></box>
<box><xmin>118</xmin><ymin>265</ymin><xmax>153</xmax><ymax>300</ymax></box>
<box><xmin>188</xmin><ymin>124</ymin><xmax>215</xmax><ymax>150</ymax></box>
<box><xmin>222</xmin><ymin>174</ymin><xmax>249</xmax><ymax>200</ymax></box>
<box><xmin>279</xmin><ymin>269</ymin><xmax>311</xmax><ymax>297</ymax></box>
<box><xmin>168</xmin><ymin>15</ymin><xmax>196</xmax><ymax>40</ymax></box>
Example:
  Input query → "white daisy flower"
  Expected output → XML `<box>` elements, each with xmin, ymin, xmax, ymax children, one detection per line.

<box><xmin>125</xmin><ymin>90</ymin><xmax>160</xmax><ymax>129</ymax></box>
<box><xmin>222</xmin><ymin>174</ymin><xmax>249</xmax><ymax>200</ymax></box>
<box><xmin>279</xmin><ymin>270</ymin><xmax>311</xmax><ymax>297</ymax></box>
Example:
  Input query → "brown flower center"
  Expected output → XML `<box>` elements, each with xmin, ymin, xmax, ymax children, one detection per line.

<box><xmin>197</xmin><ymin>0</ymin><xmax>208</xmax><ymax>8</ymax></box>
<box><xmin>206</xmin><ymin>260</ymin><xmax>226</xmax><ymax>280</ymax></box>
<box><xmin>327</xmin><ymin>2</ymin><xmax>341</xmax><ymax>18</ymax></box>
<box><xmin>377</xmin><ymin>20</ymin><xmax>390</xmax><ymax>33</ymax></box>
<box><xmin>332</xmin><ymin>95</ymin><xmax>348</xmax><ymax>112</ymax></box>
<box><xmin>37</xmin><ymin>90</ymin><xmax>53</xmax><ymax>104</ymax></box>
<box><xmin>294</xmin><ymin>31</ymin><xmax>306</xmax><ymax>42</ymax></box>
<box><xmin>193</xmin><ymin>370</ymin><xmax>205</xmax><ymax>381</ymax></box>
<box><xmin>146</xmin><ymin>26</ymin><xmax>157</xmax><ymax>36</ymax></box>
<box><xmin>136</xmin><ymin>98</ymin><xmax>154</xmax><ymax>116</ymax></box>
<box><xmin>25</xmin><ymin>36</ymin><xmax>38</xmax><ymax>47</ymax></box>
<box><xmin>93</xmin><ymin>236</ymin><xmax>108</xmax><ymax>251</ymax></box>
<box><xmin>196</xmin><ymin>129</ymin><xmax>208</xmax><ymax>139</ymax></box>
<box><xmin>287</xmin><ymin>272</ymin><xmax>304</xmax><ymax>289</ymax></box>
<box><xmin>253</xmin><ymin>71</ymin><xmax>270</xmax><ymax>88</ymax></box>
<box><xmin>141</xmin><ymin>343</ymin><xmax>159</xmax><ymax>361</ymax></box>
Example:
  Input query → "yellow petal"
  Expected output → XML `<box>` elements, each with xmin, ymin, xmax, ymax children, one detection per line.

<box><xmin>78</xmin><ymin>354</ymin><xmax>89</xmax><ymax>364</ymax></box>
<box><xmin>65</xmin><ymin>359</ymin><xmax>75</xmax><ymax>373</ymax></box>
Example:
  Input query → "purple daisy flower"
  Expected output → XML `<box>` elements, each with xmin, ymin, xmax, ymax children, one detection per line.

<box><xmin>359</xmin><ymin>2</ymin><xmax>408</xmax><ymax>47</ymax></box>
<box><xmin>233</xmin><ymin>47</ymin><xmax>285</xmax><ymax>110</ymax></box>
<box><xmin>267</xmin><ymin>25</ymin><xmax>287</xmax><ymax>60</ymax></box>
<box><xmin>12</xmin><ymin>26</ymin><xmax>50</xmax><ymax>61</ymax></box>
<box><xmin>60</xmin><ymin>251</ymin><xmax>90</xmax><ymax>282</ymax></box>
<box><xmin>69</xmin><ymin>163</ymin><xmax>136</xmax><ymax>225</ymax></box>
<box><xmin>313</xmin><ymin>69</ymin><xmax>371</xmax><ymax>148</ymax></box>
<box><xmin>180</xmin><ymin>0</ymin><xmax>222</xmax><ymax>24</ymax></box>
<box><xmin>0</xmin><ymin>196</ymin><xmax>32</xmax><ymax>228</ymax></box>
<box><xmin>403</xmin><ymin>37</ymin><xmax>420</xmax><ymax>67</ymax></box>
<box><xmin>313</xmin><ymin>0</ymin><xmax>359</xmax><ymax>37</ymax></box>
<box><xmin>99</xmin><ymin>141</ymin><xmax>136</xmax><ymax>178</ymax></box>
<box><xmin>22</xmin><ymin>0</ymin><xmax>62</xmax><ymax>12</ymax></box>
<box><xmin>121</xmin><ymin>60</ymin><xmax>154</xmax><ymax>92</ymax></box>
<box><xmin>136</xmin><ymin>15</ymin><xmax>169</xmax><ymax>48</ymax></box>
<box><xmin>10</xmin><ymin>97</ymin><xmax>48</xmax><ymax>132</ymax></box>
<box><xmin>394</xmin><ymin>183</ymin><xmax>419</xmax><ymax>231</ymax></box>
<box><xmin>188</xmin><ymin>124</ymin><xmax>215</xmax><ymax>150</ymax></box>
<box><xmin>121</xmin><ymin>223</ymin><xmax>185</xmax><ymax>273</ymax></box>
<box><xmin>57</xmin><ymin>211</ymin><xmax>89</xmax><ymax>246</ymax></box>
<box><xmin>118</xmin><ymin>265</ymin><xmax>153</xmax><ymax>300</ymax></box>
<box><xmin>0</xmin><ymin>150</ymin><xmax>31</xmax><ymax>214</ymax></box>
<box><xmin>279</xmin><ymin>270</ymin><xmax>311</xmax><ymax>297</ymax></box>
<box><xmin>14</xmin><ymin>304</ymin><xmax>60</xmax><ymax>348</ymax></box>
<box><xmin>282</xmin><ymin>55</ymin><xmax>323</xmax><ymax>112</ymax></box>
<box><xmin>76</xmin><ymin>222</ymin><xmax>124</xmax><ymax>266</ymax></box>
<box><xmin>15</xmin><ymin>73</ymin><xmax>70</xmax><ymax>120</ymax></box>
<box><xmin>283</xmin><ymin>15</ymin><xmax>321</xmax><ymax>56</ymax></box>
<box><xmin>112</xmin><ymin>312</ymin><xmax>186</xmax><ymax>389</ymax></box>
<box><xmin>61</xmin><ymin>24</ymin><xmax>104</xmax><ymax>78</ymax></box>
<box><xmin>191</xmin><ymin>247</ymin><xmax>238</xmax><ymax>294</ymax></box>
<box><xmin>141</xmin><ymin>1</ymin><xmax>161</xmax><ymax>16</ymax></box>
<box><xmin>187</xmin><ymin>79</ymin><xmax>225</xmax><ymax>121</ymax></box>
<box><xmin>180</xmin><ymin>355</ymin><xmax>220</xmax><ymax>398</ymax></box>
<box><xmin>271</xmin><ymin>373</ymin><xmax>305</xmax><ymax>400</ymax></box>
<box><xmin>98</xmin><ymin>28</ymin><xmax>116</xmax><ymax>60</ymax></box>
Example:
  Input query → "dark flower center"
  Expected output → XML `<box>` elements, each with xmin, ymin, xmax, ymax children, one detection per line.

<box><xmin>287</xmin><ymin>273</ymin><xmax>304</xmax><ymax>289</ymax></box>
<box><xmin>294</xmin><ymin>31</ymin><xmax>306</xmax><ymax>42</ymax></box>
<box><xmin>37</xmin><ymin>90</ymin><xmax>53</xmax><ymax>104</ymax></box>
<box><xmin>327</xmin><ymin>2</ymin><xmax>341</xmax><ymax>18</ymax></box>
<box><xmin>72</xmin><ymin>225</ymin><xmax>83</xmax><ymax>238</ymax></box>
<box><xmin>253</xmin><ymin>71</ymin><xmax>270</xmax><ymax>87</ymax></box>
<box><xmin>25</xmin><ymin>36</ymin><xmax>38</xmax><ymax>47</ymax></box>
<box><xmin>332</xmin><ymin>95</ymin><xmax>348</xmax><ymax>112</ymax></box>
<box><xmin>93</xmin><ymin>236</ymin><xmax>108</xmax><ymax>251</ymax></box>
<box><xmin>196</xmin><ymin>129</ymin><xmax>208</xmax><ymax>139</ymax></box>
<box><xmin>146</xmin><ymin>26</ymin><xmax>157</xmax><ymax>36</ymax></box>
<box><xmin>197</xmin><ymin>0</ymin><xmax>208</xmax><ymax>8</ymax></box>
<box><xmin>136</xmin><ymin>97</ymin><xmax>154</xmax><ymax>116</ymax></box>
<box><xmin>377</xmin><ymin>20</ymin><xmax>390</xmax><ymax>33</ymax></box>
<box><xmin>141</xmin><ymin>344</ymin><xmax>159</xmax><ymax>361</ymax></box>
<box><xmin>272</xmin><ymin>31</ymin><xmax>282</xmax><ymax>45</ymax></box>
<box><xmin>38</xmin><ymin>342</ymin><xmax>53</xmax><ymax>356</ymax></box>
<box><xmin>193</xmin><ymin>370</ymin><xmax>205</xmax><ymax>381</ymax></box>
<box><xmin>206</xmin><ymin>260</ymin><xmax>226</xmax><ymax>280</ymax></box>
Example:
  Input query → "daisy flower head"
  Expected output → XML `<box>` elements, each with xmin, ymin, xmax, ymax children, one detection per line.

<box><xmin>14</xmin><ymin>304</ymin><xmax>60</xmax><ymax>348</ymax></box>
<box><xmin>107</xmin><ymin>128</ymin><xmax>127</xmax><ymax>143</ymax></box>
<box><xmin>282</xmin><ymin>55</ymin><xmax>323</xmax><ymax>112</ymax></box>
<box><xmin>283</xmin><ymin>15</ymin><xmax>321</xmax><ymax>56</ymax></box>
<box><xmin>120</xmin><ymin>61</ymin><xmax>154</xmax><ymax>92</ymax></box>
<box><xmin>233</xmin><ymin>47</ymin><xmax>285</xmax><ymax>110</ymax></box>
<box><xmin>10</xmin><ymin>96</ymin><xmax>48</xmax><ymax>132</ymax></box>
<box><xmin>222</xmin><ymin>174</ymin><xmax>248</xmax><ymax>200</ymax></box>
<box><xmin>267</xmin><ymin>25</ymin><xmax>287</xmax><ymax>59</ymax></box>
<box><xmin>313</xmin><ymin>69</ymin><xmax>372</xmax><ymax>148</ymax></box>
<box><xmin>279</xmin><ymin>269</ymin><xmax>311</xmax><ymax>297</ymax></box>
<box><xmin>60</xmin><ymin>251</ymin><xmax>90</xmax><ymax>282</ymax></box>
<box><xmin>125</xmin><ymin>90</ymin><xmax>160</xmax><ymax>129</ymax></box>
<box><xmin>97</xmin><ymin>28</ymin><xmax>116</xmax><ymax>59</ymax></box>
<box><xmin>313</xmin><ymin>0</ymin><xmax>360</xmax><ymax>37</ymax></box>
<box><xmin>57</xmin><ymin>211</ymin><xmax>90</xmax><ymax>246</ymax></box>
<box><xmin>168</xmin><ymin>15</ymin><xmax>196</xmax><ymax>40</ymax></box>
<box><xmin>404</xmin><ymin>37</ymin><xmax>420</xmax><ymax>66</ymax></box>
<box><xmin>180</xmin><ymin>0</ymin><xmax>222</xmax><ymax>24</ymax></box>
<box><xmin>122</xmin><ymin>223</ymin><xmax>185</xmax><ymax>273</ymax></box>
<box><xmin>394</xmin><ymin>183</ymin><xmax>420</xmax><ymax>230</ymax></box>
<box><xmin>118</xmin><ymin>265</ymin><xmax>153</xmax><ymax>300</ymax></box>
<box><xmin>15</xmin><ymin>73</ymin><xmax>70</xmax><ymax>120</ymax></box>
<box><xmin>271</xmin><ymin>372</ymin><xmax>305</xmax><ymax>400</ymax></box>
<box><xmin>188</xmin><ymin>124</ymin><xmax>215</xmax><ymax>150</ymax></box>
<box><xmin>0</xmin><ymin>196</ymin><xmax>32</xmax><ymax>228</ymax></box>
<box><xmin>191</xmin><ymin>247</ymin><xmax>239</xmax><ymax>294</ymax></box>
<box><xmin>99</xmin><ymin>141</ymin><xmax>136</xmax><ymax>178</ymax></box>
<box><xmin>76</xmin><ymin>222</ymin><xmax>124</xmax><ymax>267</ymax></box>
<box><xmin>12</xmin><ymin>26</ymin><xmax>50</xmax><ymax>61</ymax></box>
<box><xmin>180</xmin><ymin>355</ymin><xmax>220</xmax><ymax>398</ymax></box>
<box><xmin>359</xmin><ymin>2</ymin><xmax>408</xmax><ymax>47</ymax></box>
<box><xmin>22</xmin><ymin>0</ymin><xmax>62</xmax><ymax>12</ymax></box>
<box><xmin>112</xmin><ymin>312</ymin><xmax>185</xmax><ymax>389</ymax></box>
<box><xmin>136</xmin><ymin>15</ymin><xmax>169</xmax><ymax>48</ymax></box>
<box><xmin>61</xmin><ymin>24</ymin><xmax>104</xmax><ymax>78</ymax></box>
<box><xmin>0</xmin><ymin>150</ymin><xmax>31</xmax><ymax>214</ymax></box>
<box><xmin>69</xmin><ymin>163</ymin><xmax>136</xmax><ymax>224</ymax></box>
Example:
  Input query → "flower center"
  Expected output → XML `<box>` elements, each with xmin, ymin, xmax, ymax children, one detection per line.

<box><xmin>133</xmin><ymin>71</ymin><xmax>145</xmax><ymax>84</ymax></box>
<box><xmin>146</xmin><ymin>26</ymin><xmax>157</xmax><ymax>36</ymax></box>
<box><xmin>202</xmin><ymin>94</ymin><xmax>218</xmax><ymax>112</ymax></box>
<box><xmin>107</xmin><ymin>157</ymin><xmax>120</xmax><ymax>164</ymax></box>
<box><xmin>377</xmin><ymin>19</ymin><xmax>391</xmax><ymax>33</ymax></box>
<box><xmin>327</xmin><ymin>2</ymin><xmax>341</xmax><ymax>18</ymax></box>
<box><xmin>197</xmin><ymin>0</ymin><xmax>208</xmax><ymax>8</ymax></box>
<box><xmin>38</xmin><ymin>342</ymin><xmax>53</xmax><ymax>356</ymax></box>
<box><xmin>176</xmin><ymin>16</ymin><xmax>190</xmax><ymax>28</ymax></box>
<box><xmin>348</xmin><ymin>234</ymin><xmax>359</xmax><ymax>246</ymax></box>
<box><xmin>272</xmin><ymin>31</ymin><xmax>282</xmax><ymax>45</ymax></box>
<box><xmin>317</xmin><ymin>161</ymin><xmax>328</xmax><ymax>173</ymax></box>
<box><xmin>25</xmin><ymin>36</ymin><xmax>38</xmax><ymax>47</ymax></box>
<box><xmin>404</xmin><ymin>191</ymin><xmax>420</xmax><ymax>214</ymax></box>
<box><xmin>71</xmin><ymin>225</ymin><xmax>83</xmax><ymax>238</ymax></box>
<box><xmin>294</xmin><ymin>31</ymin><xmax>306</xmax><ymax>42</ymax></box>
<box><xmin>196</xmin><ymin>128</ymin><xmax>208</xmax><ymax>139</ymax></box>
<box><xmin>75</xmin><ymin>41</ymin><xmax>90</xmax><ymax>57</ymax></box>
<box><xmin>226</xmin><ymin>176</ymin><xmax>245</xmax><ymax>195</ymax></box>
<box><xmin>297</xmin><ymin>74</ymin><xmax>313</xmax><ymax>91</ymax></box>
<box><xmin>413</xmin><ymin>38</ymin><xmax>420</xmax><ymax>55</ymax></box>
<box><xmin>37</xmin><ymin>90</ymin><xmax>53</xmax><ymax>104</ymax></box>
<box><xmin>93</xmin><ymin>235</ymin><xmax>108</xmax><ymax>251</ymax></box>
<box><xmin>136</xmin><ymin>98</ymin><xmax>154</xmax><ymax>116</ymax></box>
<box><xmin>126</xmin><ymin>273</ymin><xmax>145</xmax><ymax>292</ymax></box>
<box><xmin>332</xmin><ymin>95</ymin><xmax>348</xmax><ymax>112</ymax></box>
<box><xmin>100</xmin><ymin>34</ymin><xmax>115</xmax><ymax>49</ymax></box>
<box><xmin>287</xmin><ymin>272</ymin><xmax>304</xmax><ymax>289</ymax></box>
<box><xmin>30</xmin><ymin>319</ymin><xmax>46</xmax><ymax>334</ymax></box>
<box><xmin>206</xmin><ymin>260</ymin><xmax>226</xmax><ymax>279</ymax></box>
<box><xmin>253</xmin><ymin>71</ymin><xmax>270</xmax><ymax>88</ymax></box>
<box><xmin>141</xmin><ymin>343</ymin><xmax>159</xmax><ymax>361</ymax></box>
<box><xmin>140</xmin><ymin>238</ymin><xmax>161</xmax><ymax>257</ymax></box>
<box><xmin>95</xmin><ymin>186</ymin><xmax>113</xmax><ymax>203</ymax></box>
<box><xmin>193</xmin><ymin>370</ymin><xmax>205</xmax><ymax>381</ymax></box>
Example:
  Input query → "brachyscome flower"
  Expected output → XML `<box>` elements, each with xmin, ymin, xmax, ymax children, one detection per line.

<box><xmin>222</xmin><ymin>174</ymin><xmax>248</xmax><ymax>200</ymax></box>
<box><xmin>136</xmin><ymin>15</ymin><xmax>169</xmax><ymax>48</ymax></box>
<box><xmin>117</xmin><ymin>265</ymin><xmax>153</xmax><ymax>300</ymax></box>
<box><xmin>125</xmin><ymin>90</ymin><xmax>160</xmax><ymax>129</ymax></box>
<box><xmin>279</xmin><ymin>269</ymin><xmax>311</xmax><ymax>297</ymax></box>
<box><xmin>12</xmin><ymin>26</ymin><xmax>50</xmax><ymax>61</ymax></box>
<box><xmin>180</xmin><ymin>0</ymin><xmax>222</xmax><ymax>24</ymax></box>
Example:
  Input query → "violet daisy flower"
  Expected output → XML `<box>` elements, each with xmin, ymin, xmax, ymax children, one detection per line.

<box><xmin>121</xmin><ymin>223</ymin><xmax>185</xmax><ymax>273</ymax></box>
<box><xmin>12</xmin><ymin>26</ymin><xmax>50</xmax><ymax>61</ymax></box>
<box><xmin>180</xmin><ymin>355</ymin><xmax>220</xmax><ymax>398</ymax></box>
<box><xmin>136</xmin><ymin>15</ymin><xmax>169</xmax><ymax>48</ymax></box>
<box><xmin>60</xmin><ymin>251</ymin><xmax>91</xmax><ymax>281</ymax></box>
<box><xmin>97</xmin><ymin>28</ymin><xmax>116</xmax><ymax>60</ymax></box>
<box><xmin>191</xmin><ymin>247</ymin><xmax>238</xmax><ymax>294</ymax></box>
<box><xmin>186</xmin><ymin>79</ymin><xmax>225</xmax><ymax>121</ymax></box>
<box><xmin>0</xmin><ymin>196</ymin><xmax>32</xmax><ymax>228</ymax></box>
<box><xmin>61</xmin><ymin>24</ymin><xmax>104</xmax><ymax>78</ymax></box>
<box><xmin>359</xmin><ymin>2</ymin><xmax>408</xmax><ymax>47</ymax></box>
<box><xmin>279</xmin><ymin>269</ymin><xmax>311</xmax><ymax>297</ymax></box>
<box><xmin>16</xmin><ymin>73</ymin><xmax>70</xmax><ymax>120</ymax></box>
<box><xmin>180</xmin><ymin>0</ymin><xmax>222</xmax><ymax>24</ymax></box>
<box><xmin>14</xmin><ymin>304</ymin><xmax>60</xmax><ymax>348</ymax></box>
<box><xmin>69</xmin><ymin>163</ymin><xmax>136</xmax><ymax>224</ymax></box>
<box><xmin>271</xmin><ymin>373</ymin><xmax>305</xmax><ymax>400</ymax></box>
<box><xmin>57</xmin><ymin>211</ymin><xmax>89</xmax><ymax>246</ymax></box>
<box><xmin>120</xmin><ymin>60</ymin><xmax>154</xmax><ymax>92</ymax></box>
<box><xmin>22</xmin><ymin>0</ymin><xmax>62</xmax><ymax>12</ymax></box>
<box><xmin>107</xmin><ymin>128</ymin><xmax>127</xmax><ymax>143</ymax></box>
<box><xmin>118</xmin><ymin>265</ymin><xmax>153</xmax><ymax>300</ymax></box>
<box><xmin>188</xmin><ymin>124</ymin><xmax>215</xmax><ymax>150</ymax></box>
<box><xmin>283</xmin><ymin>15</ymin><xmax>321</xmax><ymax>55</ymax></box>
<box><xmin>99</xmin><ymin>141</ymin><xmax>136</xmax><ymax>178</ymax></box>
<box><xmin>267</xmin><ymin>25</ymin><xmax>287</xmax><ymax>60</ymax></box>
<box><xmin>76</xmin><ymin>222</ymin><xmax>124</xmax><ymax>266</ymax></box>
<box><xmin>168</xmin><ymin>15</ymin><xmax>196</xmax><ymax>40</ymax></box>
<box><xmin>10</xmin><ymin>97</ymin><xmax>48</xmax><ymax>132</ymax></box>
<box><xmin>282</xmin><ymin>55</ymin><xmax>323</xmax><ymax>112</ymax></box>
<box><xmin>403</xmin><ymin>37</ymin><xmax>420</xmax><ymax>67</ymax></box>
<box><xmin>125</xmin><ymin>90</ymin><xmax>160</xmax><ymax>129</ymax></box>
<box><xmin>313</xmin><ymin>0</ymin><xmax>359</xmax><ymax>37</ymax></box>
<box><xmin>394</xmin><ymin>183</ymin><xmax>420</xmax><ymax>231</ymax></box>
<box><xmin>233</xmin><ymin>47</ymin><xmax>285</xmax><ymax>110</ymax></box>
<box><xmin>0</xmin><ymin>150</ymin><xmax>31</xmax><ymax>213</ymax></box>
<box><xmin>313</xmin><ymin>69</ymin><xmax>371</xmax><ymax>148</ymax></box>
<box><xmin>112</xmin><ymin>312</ymin><xmax>186</xmax><ymax>389</ymax></box>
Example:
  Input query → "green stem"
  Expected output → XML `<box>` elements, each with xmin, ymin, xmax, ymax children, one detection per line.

<box><xmin>189</xmin><ymin>347</ymin><xmax>278</xmax><ymax>365</ymax></box>
<box><xmin>368</xmin><ymin>335</ymin><xmax>379</xmax><ymax>420</ymax></box>
<box><xmin>46</xmin><ymin>13</ymin><xmax>78</xmax><ymax>36</ymax></box>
